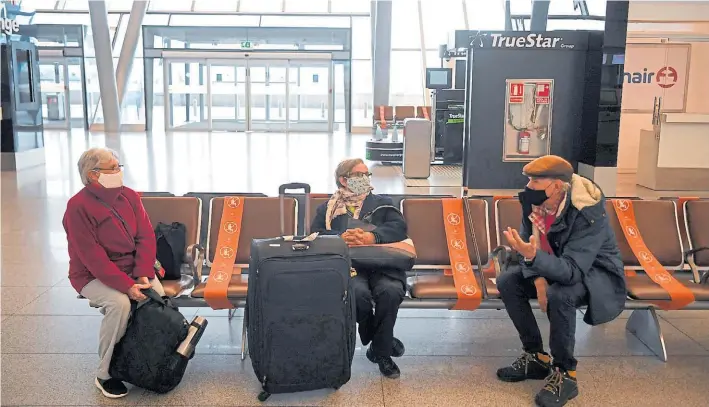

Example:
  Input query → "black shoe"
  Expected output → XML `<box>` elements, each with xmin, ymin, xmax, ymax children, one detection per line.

<box><xmin>534</xmin><ymin>368</ymin><xmax>579</xmax><ymax>407</ymax></box>
<box><xmin>366</xmin><ymin>347</ymin><xmax>401</xmax><ymax>379</ymax></box>
<box><xmin>94</xmin><ymin>378</ymin><xmax>128</xmax><ymax>399</ymax></box>
<box><xmin>496</xmin><ymin>352</ymin><xmax>552</xmax><ymax>383</ymax></box>
<box><xmin>392</xmin><ymin>337</ymin><xmax>405</xmax><ymax>358</ymax></box>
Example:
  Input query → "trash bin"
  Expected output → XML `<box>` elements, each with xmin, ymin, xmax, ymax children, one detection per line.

<box><xmin>402</xmin><ymin>118</ymin><xmax>433</xmax><ymax>179</ymax></box>
<box><xmin>46</xmin><ymin>94</ymin><xmax>65</xmax><ymax>121</ymax></box>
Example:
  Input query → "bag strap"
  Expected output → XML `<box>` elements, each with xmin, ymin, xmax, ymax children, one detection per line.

<box><xmin>361</xmin><ymin>205</ymin><xmax>401</xmax><ymax>222</ymax></box>
<box><xmin>94</xmin><ymin>195</ymin><xmax>136</xmax><ymax>249</ymax></box>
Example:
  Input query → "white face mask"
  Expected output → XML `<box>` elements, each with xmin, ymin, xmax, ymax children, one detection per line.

<box><xmin>97</xmin><ymin>171</ymin><xmax>123</xmax><ymax>189</ymax></box>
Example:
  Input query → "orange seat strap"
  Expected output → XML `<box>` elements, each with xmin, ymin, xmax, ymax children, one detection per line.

<box><xmin>379</xmin><ymin>106</ymin><xmax>387</xmax><ymax>129</ymax></box>
<box><xmin>612</xmin><ymin>199</ymin><xmax>694</xmax><ymax>310</ymax></box>
<box><xmin>442</xmin><ymin>198</ymin><xmax>482</xmax><ymax>310</ymax></box>
<box><xmin>423</xmin><ymin>107</ymin><xmax>430</xmax><ymax>120</ymax></box>
<box><xmin>204</xmin><ymin>196</ymin><xmax>244</xmax><ymax>310</ymax></box>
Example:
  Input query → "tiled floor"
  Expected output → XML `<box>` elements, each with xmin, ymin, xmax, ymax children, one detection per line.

<box><xmin>1</xmin><ymin>130</ymin><xmax>708</xmax><ymax>406</ymax></box>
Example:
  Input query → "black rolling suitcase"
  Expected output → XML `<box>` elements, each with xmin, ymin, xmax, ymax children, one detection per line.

<box><xmin>246</xmin><ymin>183</ymin><xmax>355</xmax><ymax>402</ymax></box>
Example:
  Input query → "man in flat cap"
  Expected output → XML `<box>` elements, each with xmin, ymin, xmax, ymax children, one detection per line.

<box><xmin>495</xmin><ymin>155</ymin><xmax>626</xmax><ymax>407</ymax></box>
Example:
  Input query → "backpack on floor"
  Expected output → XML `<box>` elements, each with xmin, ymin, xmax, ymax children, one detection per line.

<box><xmin>154</xmin><ymin>222</ymin><xmax>187</xmax><ymax>280</ymax></box>
<box><xmin>109</xmin><ymin>289</ymin><xmax>207</xmax><ymax>393</ymax></box>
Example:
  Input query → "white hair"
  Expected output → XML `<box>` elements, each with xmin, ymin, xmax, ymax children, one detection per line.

<box><xmin>77</xmin><ymin>147</ymin><xmax>119</xmax><ymax>186</ymax></box>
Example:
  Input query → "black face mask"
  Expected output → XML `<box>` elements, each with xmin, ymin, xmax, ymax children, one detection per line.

<box><xmin>519</xmin><ymin>186</ymin><xmax>548</xmax><ymax>207</ymax></box>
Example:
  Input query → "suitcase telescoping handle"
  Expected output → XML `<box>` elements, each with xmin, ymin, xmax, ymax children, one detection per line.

<box><xmin>279</xmin><ymin>183</ymin><xmax>311</xmax><ymax>236</ymax></box>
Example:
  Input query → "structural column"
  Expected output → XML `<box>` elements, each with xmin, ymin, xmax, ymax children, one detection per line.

<box><xmin>371</xmin><ymin>0</ymin><xmax>392</xmax><ymax>106</ymax></box>
<box><xmin>115</xmin><ymin>0</ymin><xmax>148</xmax><ymax>106</ymax></box>
<box><xmin>530</xmin><ymin>0</ymin><xmax>550</xmax><ymax>31</ymax></box>
<box><xmin>88</xmin><ymin>0</ymin><xmax>121</xmax><ymax>132</ymax></box>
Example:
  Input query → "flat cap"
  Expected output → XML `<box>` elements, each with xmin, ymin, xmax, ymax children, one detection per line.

<box><xmin>522</xmin><ymin>155</ymin><xmax>574</xmax><ymax>182</ymax></box>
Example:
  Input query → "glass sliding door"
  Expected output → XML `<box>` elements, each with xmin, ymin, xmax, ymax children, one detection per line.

<box><xmin>209</xmin><ymin>61</ymin><xmax>247</xmax><ymax>131</ymax></box>
<box><xmin>164</xmin><ymin>59</ymin><xmax>208</xmax><ymax>131</ymax></box>
<box><xmin>248</xmin><ymin>61</ymin><xmax>288</xmax><ymax>132</ymax></box>
<box><xmin>288</xmin><ymin>61</ymin><xmax>332</xmax><ymax>132</ymax></box>
<box><xmin>162</xmin><ymin>56</ymin><xmax>336</xmax><ymax>133</ymax></box>
<box><xmin>39</xmin><ymin>59</ymin><xmax>70</xmax><ymax>129</ymax></box>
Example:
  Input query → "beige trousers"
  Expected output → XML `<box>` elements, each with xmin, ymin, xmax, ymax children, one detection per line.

<box><xmin>81</xmin><ymin>278</ymin><xmax>165</xmax><ymax>380</ymax></box>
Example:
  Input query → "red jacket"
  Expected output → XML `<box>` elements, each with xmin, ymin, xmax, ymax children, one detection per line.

<box><xmin>63</xmin><ymin>184</ymin><xmax>156</xmax><ymax>294</ymax></box>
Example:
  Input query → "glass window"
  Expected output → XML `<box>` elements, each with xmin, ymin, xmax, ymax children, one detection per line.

<box><xmin>148</xmin><ymin>0</ymin><xmax>193</xmax><ymax>11</ymax></box>
<box><xmin>20</xmin><ymin>0</ymin><xmax>58</xmax><ymax>10</ymax></box>
<box><xmin>466</xmin><ymin>0</ymin><xmax>506</xmax><ymax>30</ymax></box>
<box><xmin>391</xmin><ymin>0</ymin><xmax>421</xmax><ymax>48</ymax></box>
<box><xmin>193</xmin><ymin>1</ymin><xmax>238</xmax><ymax>12</ymax></box>
<box><xmin>351</xmin><ymin>17</ymin><xmax>371</xmax><ymax>59</ymax></box>
<box><xmin>170</xmin><ymin>14</ymin><xmax>259</xmax><ymax>27</ymax></box>
<box><xmin>351</xmin><ymin>59</ymin><xmax>373</xmax><ymax>127</ymax></box>
<box><xmin>331</xmin><ymin>0</ymin><xmax>371</xmax><ymax>14</ymax></box>
<box><xmin>106</xmin><ymin>0</ymin><xmax>134</xmax><ymax>12</ymax></box>
<box><xmin>508</xmin><ymin>0</ymin><xmax>532</xmax><ymax>15</ymax></box>
<box><xmin>285</xmin><ymin>0</ymin><xmax>329</xmax><ymax>13</ymax></box>
<box><xmin>32</xmin><ymin>12</ymin><xmax>91</xmax><ymax>25</ymax></box>
<box><xmin>421</xmin><ymin>0</ymin><xmax>465</xmax><ymax>49</ymax></box>
<box><xmin>390</xmin><ymin>50</ymin><xmax>424</xmax><ymax>105</ymax></box>
<box><xmin>549</xmin><ymin>0</ymin><xmax>579</xmax><ymax>15</ymax></box>
<box><xmin>62</xmin><ymin>0</ymin><xmax>89</xmax><ymax>10</ymax></box>
<box><xmin>425</xmin><ymin>50</ymin><xmax>442</xmax><ymax>69</ymax></box>
<box><xmin>587</xmin><ymin>0</ymin><xmax>608</xmax><ymax>16</ymax></box>
<box><xmin>259</xmin><ymin>16</ymin><xmax>350</xmax><ymax>28</ymax></box>
<box><xmin>239</xmin><ymin>0</ymin><xmax>282</xmax><ymax>12</ymax></box>
<box><xmin>547</xmin><ymin>19</ymin><xmax>606</xmax><ymax>31</ymax></box>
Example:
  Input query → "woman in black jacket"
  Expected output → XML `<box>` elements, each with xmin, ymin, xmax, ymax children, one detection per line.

<box><xmin>311</xmin><ymin>158</ymin><xmax>407</xmax><ymax>379</ymax></box>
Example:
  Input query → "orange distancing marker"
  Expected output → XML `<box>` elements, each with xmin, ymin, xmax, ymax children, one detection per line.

<box><xmin>442</xmin><ymin>198</ymin><xmax>482</xmax><ymax>310</ymax></box>
<box><xmin>422</xmin><ymin>106</ymin><xmax>430</xmax><ymax>120</ymax></box>
<box><xmin>612</xmin><ymin>199</ymin><xmax>694</xmax><ymax>310</ymax></box>
<box><xmin>204</xmin><ymin>197</ymin><xmax>244</xmax><ymax>310</ymax></box>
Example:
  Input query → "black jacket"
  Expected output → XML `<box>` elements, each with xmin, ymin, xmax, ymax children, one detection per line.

<box><xmin>519</xmin><ymin>175</ymin><xmax>627</xmax><ymax>326</ymax></box>
<box><xmin>311</xmin><ymin>193</ymin><xmax>408</xmax><ymax>283</ymax></box>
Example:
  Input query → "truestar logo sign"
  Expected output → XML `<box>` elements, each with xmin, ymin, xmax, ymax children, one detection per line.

<box><xmin>0</xmin><ymin>3</ymin><xmax>21</xmax><ymax>35</ymax></box>
<box><xmin>487</xmin><ymin>33</ymin><xmax>566</xmax><ymax>49</ymax></box>
<box><xmin>623</xmin><ymin>66</ymin><xmax>678</xmax><ymax>88</ymax></box>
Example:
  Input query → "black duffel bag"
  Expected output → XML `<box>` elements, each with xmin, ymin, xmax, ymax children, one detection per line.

<box><xmin>346</xmin><ymin>206</ymin><xmax>416</xmax><ymax>272</ymax></box>
<box><xmin>109</xmin><ymin>289</ymin><xmax>191</xmax><ymax>394</ymax></box>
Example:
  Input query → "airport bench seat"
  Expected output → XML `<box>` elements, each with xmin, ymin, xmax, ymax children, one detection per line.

<box><xmin>402</xmin><ymin>198</ymin><xmax>492</xmax><ymax>300</ymax></box>
<box><xmin>188</xmin><ymin>196</ymin><xmax>297</xmax><ymax>302</ymax></box>
<box><xmin>141</xmin><ymin>196</ymin><xmax>203</xmax><ymax>295</ymax></box>
<box><xmin>684</xmin><ymin>200</ymin><xmax>709</xmax><ymax>282</ymax></box>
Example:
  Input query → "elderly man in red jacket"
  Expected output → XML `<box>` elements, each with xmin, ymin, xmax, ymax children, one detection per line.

<box><xmin>63</xmin><ymin>147</ymin><xmax>164</xmax><ymax>399</ymax></box>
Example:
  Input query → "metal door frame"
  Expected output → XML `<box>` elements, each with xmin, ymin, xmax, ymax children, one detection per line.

<box><xmin>163</xmin><ymin>57</ymin><xmax>211</xmax><ymax>131</ymax></box>
<box><xmin>38</xmin><ymin>57</ymin><xmax>71</xmax><ymax>129</ymax></box>
<box><xmin>286</xmin><ymin>59</ymin><xmax>334</xmax><ymax>133</ymax></box>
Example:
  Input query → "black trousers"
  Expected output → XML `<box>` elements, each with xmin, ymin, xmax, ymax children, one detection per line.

<box><xmin>497</xmin><ymin>266</ymin><xmax>588</xmax><ymax>371</ymax></box>
<box><xmin>352</xmin><ymin>270</ymin><xmax>405</xmax><ymax>358</ymax></box>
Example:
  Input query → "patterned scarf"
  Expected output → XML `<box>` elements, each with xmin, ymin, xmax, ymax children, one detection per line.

<box><xmin>325</xmin><ymin>188</ymin><xmax>369</xmax><ymax>230</ymax></box>
<box><xmin>528</xmin><ymin>191</ymin><xmax>567</xmax><ymax>235</ymax></box>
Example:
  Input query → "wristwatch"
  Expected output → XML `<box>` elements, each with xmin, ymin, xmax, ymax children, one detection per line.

<box><xmin>523</xmin><ymin>256</ymin><xmax>535</xmax><ymax>266</ymax></box>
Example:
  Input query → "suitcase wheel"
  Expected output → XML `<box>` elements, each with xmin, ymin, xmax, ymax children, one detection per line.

<box><xmin>258</xmin><ymin>391</ymin><xmax>271</xmax><ymax>402</ymax></box>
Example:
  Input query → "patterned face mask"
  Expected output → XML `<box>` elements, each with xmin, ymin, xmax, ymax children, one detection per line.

<box><xmin>346</xmin><ymin>175</ymin><xmax>371</xmax><ymax>195</ymax></box>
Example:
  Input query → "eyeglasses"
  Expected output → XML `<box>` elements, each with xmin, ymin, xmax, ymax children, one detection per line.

<box><xmin>349</xmin><ymin>171</ymin><xmax>372</xmax><ymax>178</ymax></box>
<box><xmin>93</xmin><ymin>164</ymin><xmax>123</xmax><ymax>173</ymax></box>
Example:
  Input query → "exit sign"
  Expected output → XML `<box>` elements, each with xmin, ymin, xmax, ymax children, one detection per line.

<box><xmin>241</xmin><ymin>41</ymin><xmax>252</xmax><ymax>49</ymax></box>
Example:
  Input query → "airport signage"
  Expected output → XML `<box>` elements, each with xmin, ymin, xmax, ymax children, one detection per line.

<box><xmin>0</xmin><ymin>3</ymin><xmax>21</xmax><ymax>35</ymax></box>
<box><xmin>621</xmin><ymin>44</ymin><xmax>689</xmax><ymax>112</ymax></box>
<box><xmin>623</xmin><ymin>66</ymin><xmax>678</xmax><ymax>88</ymax></box>
<box><xmin>458</xmin><ymin>31</ymin><xmax>588</xmax><ymax>51</ymax></box>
